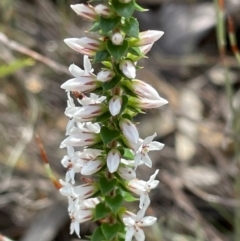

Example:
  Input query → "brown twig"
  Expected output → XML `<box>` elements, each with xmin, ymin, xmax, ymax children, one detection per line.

<box><xmin>0</xmin><ymin>32</ymin><xmax>69</xmax><ymax>75</ymax></box>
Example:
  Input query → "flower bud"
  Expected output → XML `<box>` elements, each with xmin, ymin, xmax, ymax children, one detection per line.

<box><xmin>81</xmin><ymin>158</ymin><xmax>104</xmax><ymax>175</ymax></box>
<box><xmin>70</xmin><ymin>4</ymin><xmax>97</xmax><ymax>21</ymax></box>
<box><xmin>109</xmin><ymin>96</ymin><xmax>122</xmax><ymax>116</ymax></box>
<box><xmin>97</xmin><ymin>69</ymin><xmax>115</xmax><ymax>82</ymax></box>
<box><xmin>111</xmin><ymin>32</ymin><xmax>124</xmax><ymax>45</ymax></box>
<box><xmin>61</xmin><ymin>76</ymin><xmax>99</xmax><ymax>93</ymax></box>
<box><xmin>132</xmin><ymin>30</ymin><xmax>164</xmax><ymax>47</ymax></box>
<box><xmin>129</xmin><ymin>96</ymin><xmax>168</xmax><ymax>109</ymax></box>
<box><xmin>107</xmin><ymin>149</ymin><xmax>121</xmax><ymax>173</ymax></box>
<box><xmin>120</xmin><ymin>118</ymin><xmax>139</xmax><ymax>144</ymax></box>
<box><xmin>64</xmin><ymin>37</ymin><xmax>102</xmax><ymax>56</ymax></box>
<box><xmin>139</xmin><ymin>43</ymin><xmax>153</xmax><ymax>55</ymax></box>
<box><xmin>119</xmin><ymin>60</ymin><xmax>136</xmax><ymax>79</ymax></box>
<box><xmin>94</xmin><ymin>4</ymin><xmax>112</xmax><ymax>18</ymax></box>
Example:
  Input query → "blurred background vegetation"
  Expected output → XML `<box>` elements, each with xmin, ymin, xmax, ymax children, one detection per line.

<box><xmin>0</xmin><ymin>0</ymin><xmax>240</xmax><ymax>241</ymax></box>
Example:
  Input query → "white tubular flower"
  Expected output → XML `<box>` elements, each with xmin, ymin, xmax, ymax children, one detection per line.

<box><xmin>119</xmin><ymin>60</ymin><xmax>136</xmax><ymax>79</ymax></box>
<box><xmin>74</xmin><ymin>104</ymin><xmax>107</xmax><ymax>120</ymax></box>
<box><xmin>118</xmin><ymin>166</ymin><xmax>136</xmax><ymax>180</ymax></box>
<box><xmin>81</xmin><ymin>158</ymin><xmax>104</xmax><ymax>175</ymax></box>
<box><xmin>61</xmin><ymin>132</ymin><xmax>100</xmax><ymax>147</ymax></box>
<box><xmin>64</xmin><ymin>37</ymin><xmax>102</xmax><ymax>56</ymax></box>
<box><xmin>132</xmin><ymin>79</ymin><xmax>161</xmax><ymax>100</ymax></box>
<box><xmin>139</xmin><ymin>44</ymin><xmax>153</xmax><ymax>55</ymax></box>
<box><xmin>97</xmin><ymin>69</ymin><xmax>115</xmax><ymax>82</ymax></box>
<box><xmin>111</xmin><ymin>32</ymin><xmax>124</xmax><ymax>45</ymax></box>
<box><xmin>123</xmin><ymin>209</ymin><xmax>157</xmax><ymax>241</ymax></box>
<box><xmin>94</xmin><ymin>4</ymin><xmax>113</xmax><ymax>18</ymax></box>
<box><xmin>78</xmin><ymin>93</ymin><xmax>106</xmax><ymax>106</ymax></box>
<box><xmin>133</xmin><ymin>30</ymin><xmax>164</xmax><ymax>47</ymax></box>
<box><xmin>134</xmin><ymin>133</ymin><xmax>164</xmax><ymax>168</ymax></box>
<box><xmin>109</xmin><ymin>96</ymin><xmax>122</xmax><ymax>116</ymax></box>
<box><xmin>70</xmin><ymin>4</ymin><xmax>97</xmax><ymax>21</ymax></box>
<box><xmin>61</xmin><ymin>76</ymin><xmax>100</xmax><ymax>93</ymax></box>
<box><xmin>69</xmin><ymin>56</ymin><xmax>94</xmax><ymax>77</ymax></box>
<box><xmin>107</xmin><ymin>149</ymin><xmax>121</xmax><ymax>173</ymax></box>
<box><xmin>129</xmin><ymin>96</ymin><xmax>168</xmax><ymax>109</ymax></box>
<box><xmin>120</xmin><ymin>118</ymin><xmax>139</xmax><ymax>144</ymax></box>
<box><xmin>61</xmin><ymin>146</ymin><xmax>80</xmax><ymax>184</ymax></box>
<box><xmin>127</xmin><ymin>170</ymin><xmax>159</xmax><ymax>209</ymax></box>
<box><xmin>70</xmin><ymin>198</ymin><xmax>99</xmax><ymax>238</ymax></box>
<box><xmin>72</xmin><ymin>183</ymin><xmax>98</xmax><ymax>199</ymax></box>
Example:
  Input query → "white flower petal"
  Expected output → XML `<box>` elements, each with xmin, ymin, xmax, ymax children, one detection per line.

<box><xmin>143</xmin><ymin>132</ymin><xmax>157</xmax><ymax>145</ymax></box>
<box><xmin>148</xmin><ymin>141</ymin><xmax>164</xmax><ymax>151</ymax></box>
<box><xmin>125</xmin><ymin>227</ymin><xmax>135</xmax><ymax>241</ymax></box>
<box><xmin>140</xmin><ymin>216</ymin><xmax>157</xmax><ymax>226</ymax></box>
<box><xmin>134</xmin><ymin>226</ymin><xmax>145</xmax><ymax>241</ymax></box>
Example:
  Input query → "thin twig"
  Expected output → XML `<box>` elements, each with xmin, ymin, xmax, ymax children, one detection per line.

<box><xmin>0</xmin><ymin>32</ymin><xmax>69</xmax><ymax>75</ymax></box>
<box><xmin>227</xmin><ymin>16</ymin><xmax>240</xmax><ymax>64</ymax></box>
<box><xmin>36</xmin><ymin>134</ymin><xmax>62</xmax><ymax>190</ymax></box>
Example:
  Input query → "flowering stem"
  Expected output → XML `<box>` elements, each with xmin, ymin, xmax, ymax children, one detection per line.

<box><xmin>59</xmin><ymin>1</ymin><xmax>167</xmax><ymax>241</ymax></box>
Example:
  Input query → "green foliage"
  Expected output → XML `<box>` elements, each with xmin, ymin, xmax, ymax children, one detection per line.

<box><xmin>0</xmin><ymin>58</ymin><xmax>34</xmax><ymax>78</ymax></box>
<box><xmin>123</xmin><ymin>147</ymin><xmax>134</xmax><ymax>160</ymax></box>
<box><xmin>105</xmin><ymin>194</ymin><xmax>123</xmax><ymax>213</ymax></box>
<box><xmin>112</xmin><ymin>0</ymin><xmax>135</xmax><ymax>19</ymax></box>
<box><xmin>101</xmin><ymin>223</ymin><xmax>120</xmax><ymax>240</ymax></box>
<box><xmin>99</xmin><ymin>16</ymin><xmax>121</xmax><ymax>34</ymax></box>
<box><xmin>100</xmin><ymin>126</ymin><xmax>121</xmax><ymax>145</ymax></box>
<box><xmin>102</xmin><ymin>75</ymin><xmax>122</xmax><ymax>91</ymax></box>
<box><xmin>95</xmin><ymin>202</ymin><xmax>111</xmax><ymax>220</ymax></box>
<box><xmin>99</xmin><ymin>176</ymin><xmax>117</xmax><ymax>195</ymax></box>
<box><xmin>106</xmin><ymin>40</ymin><xmax>129</xmax><ymax>60</ymax></box>
<box><xmin>91</xmin><ymin>226</ymin><xmax>105</xmax><ymax>241</ymax></box>
<box><xmin>93</xmin><ymin>50</ymin><xmax>110</xmax><ymax>63</ymax></box>
<box><xmin>120</xmin><ymin>17</ymin><xmax>139</xmax><ymax>38</ymax></box>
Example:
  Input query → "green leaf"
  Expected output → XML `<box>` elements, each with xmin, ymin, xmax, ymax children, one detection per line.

<box><xmin>121</xmin><ymin>113</ymin><xmax>133</xmax><ymax>121</ymax></box>
<box><xmin>99</xmin><ymin>16</ymin><xmax>121</xmax><ymax>34</ymax></box>
<box><xmin>119</xmin><ymin>95</ymin><xmax>128</xmax><ymax>114</ymax></box>
<box><xmin>120</xmin><ymin>17</ymin><xmax>139</xmax><ymax>38</ymax></box>
<box><xmin>106</xmin><ymin>40</ymin><xmax>129</xmax><ymax>60</ymax></box>
<box><xmin>128</xmin><ymin>47</ymin><xmax>142</xmax><ymax>56</ymax></box>
<box><xmin>105</xmin><ymin>194</ymin><xmax>123</xmax><ymax>213</ymax></box>
<box><xmin>123</xmin><ymin>148</ymin><xmax>134</xmax><ymax>160</ymax></box>
<box><xmin>88</xmin><ymin>22</ymin><xmax>101</xmax><ymax>32</ymax></box>
<box><xmin>95</xmin><ymin>202</ymin><xmax>111</xmax><ymax>220</ymax></box>
<box><xmin>91</xmin><ymin>226</ymin><xmax>105</xmax><ymax>241</ymax></box>
<box><xmin>100</xmin><ymin>126</ymin><xmax>120</xmax><ymax>145</ymax></box>
<box><xmin>93</xmin><ymin>50</ymin><xmax>110</xmax><ymax>63</ymax></box>
<box><xmin>0</xmin><ymin>58</ymin><xmax>34</xmax><ymax>78</ymax></box>
<box><xmin>95</xmin><ymin>111</ymin><xmax>112</xmax><ymax>122</ymax></box>
<box><xmin>120</xmin><ymin>190</ymin><xmax>139</xmax><ymax>202</ymax></box>
<box><xmin>134</xmin><ymin>1</ymin><xmax>148</xmax><ymax>12</ymax></box>
<box><xmin>102</xmin><ymin>75</ymin><xmax>122</xmax><ymax>91</ymax></box>
<box><xmin>112</xmin><ymin>0</ymin><xmax>135</xmax><ymax>19</ymax></box>
<box><xmin>99</xmin><ymin>176</ymin><xmax>117</xmax><ymax>195</ymax></box>
<box><xmin>101</xmin><ymin>223</ymin><xmax>120</xmax><ymax>240</ymax></box>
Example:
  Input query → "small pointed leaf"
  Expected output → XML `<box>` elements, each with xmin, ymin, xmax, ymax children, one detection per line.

<box><xmin>99</xmin><ymin>176</ymin><xmax>117</xmax><ymax>195</ymax></box>
<box><xmin>120</xmin><ymin>17</ymin><xmax>139</xmax><ymax>38</ymax></box>
<box><xmin>99</xmin><ymin>16</ymin><xmax>121</xmax><ymax>34</ymax></box>
<box><xmin>91</xmin><ymin>226</ymin><xmax>105</xmax><ymax>241</ymax></box>
<box><xmin>101</xmin><ymin>223</ymin><xmax>120</xmax><ymax>240</ymax></box>
<box><xmin>112</xmin><ymin>0</ymin><xmax>135</xmax><ymax>19</ymax></box>
<box><xmin>105</xmin><ymin>194</ymin><xmax>123</xmax><ymax>213</ymax></box>
<box><xmin>106</xmin><ymin>40</ymin><xmax>129</xmax><ymax>60</ymax></box>
<box><xmin>95</xmin><ymin>202</ymin><xmax>111</xmax><ymax>220</ymax></box>
<box><xmin>100</xmin><ymin>126</ymin><xmax>120</xmax><ymax>145</ymax></box>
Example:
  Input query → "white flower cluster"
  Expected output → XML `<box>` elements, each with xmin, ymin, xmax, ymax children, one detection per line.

<box><xmin>59</xmin><ymin>3</ymin><xmax>168</xmax><ymax>241</ymax></box>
